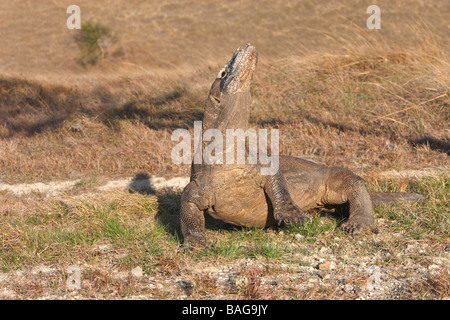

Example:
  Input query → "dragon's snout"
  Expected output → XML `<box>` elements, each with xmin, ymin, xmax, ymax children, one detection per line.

<box><xmin>220</xmin><ymin>43</ymin><xmax>258</xmax><ymax>93</ymax></box>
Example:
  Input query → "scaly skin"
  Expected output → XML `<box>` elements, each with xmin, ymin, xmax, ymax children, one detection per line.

<box><xmin>180</xmin><ymin>43</ymin><xmax>425</xmax><ymax>247</ymax></box>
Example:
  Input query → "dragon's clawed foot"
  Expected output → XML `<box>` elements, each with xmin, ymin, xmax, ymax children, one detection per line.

<box><xmin>182</xmin><ymin>232</ymin><xmax>207</xmax><ymax>250</ymax></box>
<box><xmin>341</xmin><ymin>216</ymin><xmax>378</xmax><ymax>234</ymax></box>
<box><xmin>275</xmin><ymin>203</ymin><xmax>311</xmax><ymax>226</ymax></box>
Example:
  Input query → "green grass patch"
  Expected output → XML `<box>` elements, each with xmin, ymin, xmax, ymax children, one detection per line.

<box><xmin>0</xmin><ymin>192</ymin><xmax>175</xmax><ymax>271</ymax></box>
<box><xmin>375</xmin><ymin>174</ymin><xmax>449</xmax><ymax>241</ymax></box>
<box><xmin>285</xmin><ymin>214</ymin><xmax>344</xmax><ymax>242</ymax></box>
<box><xmin>197</xmin><ymin>227</ymin><xmax>290</xmax><ymax>261</ymax></box>
<box><xmin>249</xmin><ymin>242</ymin><xmax>287</xmax><ymax>260</ymax></box>
<box><xmin>75</xmin><ymin>20</ymin><xmax>116</xmax><ymax>67</ymax></box>
<box><xmin>102</xmin><ymin>217</ymin><xmax>134</xmax><ymax>240</ymax></box>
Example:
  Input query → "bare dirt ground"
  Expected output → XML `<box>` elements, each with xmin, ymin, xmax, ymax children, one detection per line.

<box><xmin>0</xmin><ymin>0</ymin><xmax>448</xmax><ymax>300</ymax></box>
<box><xmin>0</xmin><ymin>175</ymin><xmax>190</xmax><ymax>197</ymax></box>
<box><xmin>0</xmin><ymin>168</ymin><xmax>445</xmax><ymax>198</ymax></box>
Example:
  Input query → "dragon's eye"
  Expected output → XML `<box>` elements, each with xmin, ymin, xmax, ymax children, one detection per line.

<box><xmin>217</xmin><ymin>67</ymin><xmax>227</xmax><ymax>79</ymax></box>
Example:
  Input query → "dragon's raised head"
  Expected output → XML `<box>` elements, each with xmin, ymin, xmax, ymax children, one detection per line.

<box><xmin>216</xmin><ymin>43</ymin><xmax>258</xmax><ymax>94</ymax></box>
<box><xmin>203</xmin><ymin>43</ymin><xmax>258</xmax><ymax>130</ymax></box>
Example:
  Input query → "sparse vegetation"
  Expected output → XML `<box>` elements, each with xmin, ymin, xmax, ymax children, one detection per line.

<box><xmin>75</xmin><ymin>20</ymin><xmax>117</xmax><ymax>67</ymax></box>
<box><xmin>0</xmin><ymin>173</ymin><xmax>448</xmax><ymax>299</ymax></box>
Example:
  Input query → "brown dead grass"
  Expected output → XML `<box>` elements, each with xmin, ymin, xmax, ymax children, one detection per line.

<box><xmin>0</xmin><ymin>0</ymin><xmax>448</xmax><ymax>183</ymax></box>
<box><xmin>0</xmin><ymin>0</ymin><xmax>449</xmax><ymax>76</ymax></box>
<box><xmin>0</xmin><ymin>39</ymin><xmax>447</xmax><ymax>183</ymax></box>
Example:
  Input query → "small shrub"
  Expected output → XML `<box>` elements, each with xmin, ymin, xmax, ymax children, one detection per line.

<box><xmin>75</xmin><ymin>20</ymin><xmax>116</xmax><ymax>67</ymax></box>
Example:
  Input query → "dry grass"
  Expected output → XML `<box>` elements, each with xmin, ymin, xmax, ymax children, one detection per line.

<box><xmin>0</xmin><ymin>0</ymin><xmax>449</xmax><ymax>74</ymax></box>
<box><xmin>0</xmin><ymin>0</ymin><xmax>448</xmax><ymax>183</ymax></box>
<box><xmin>0</xmin><ymin>37</ymin><xmax>448</xmax><ymax>182</ymax></box>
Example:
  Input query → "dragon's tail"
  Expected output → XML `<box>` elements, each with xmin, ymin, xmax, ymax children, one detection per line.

<box><xmin>369</xmin><ymin>192</ymin><xmax>426</xmax><ymax>206</ymax></box>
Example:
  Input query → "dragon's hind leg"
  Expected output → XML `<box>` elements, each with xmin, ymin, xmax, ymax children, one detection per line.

<box><xmin>322</xmin><ymin>167</ymin><xmax>378</xmax><ymax>234</ymax></box>
<box><xmin>280</xmin><ymin>155</ymin><xmax>377</xmax><ymax>234</ymax></box>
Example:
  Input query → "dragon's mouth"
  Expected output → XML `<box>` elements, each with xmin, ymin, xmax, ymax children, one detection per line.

<box><xmin>219</xmin><ymin>43</ymin><xmax>258</xmax><ymax>94</ymax></box>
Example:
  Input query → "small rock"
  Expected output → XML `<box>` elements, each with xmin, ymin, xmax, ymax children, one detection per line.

<box><xmin>308</xmin><ymin>277</ymin><xmax>319</xmax><ymax>284</ymax></box>
<box><xmin>428</xmin><ymin>264</ymin><xmax>441</xmax><ymax>276</ymax></box>
<box><xmin>316</xmin><ymin>260</ymin><xmax>335</xmax><ymax>270</ymax></box>
<box><xmin>319</xmin><ymin>246</ymin><xmax>331</xmax><ymax>255</ymax></box>
<box><xmin>343</xmin><ymin>283</ymin><xmax>354</xmax><ymax>293</ymax></box>
<box><xmin>130</xmin><ymin>266</ymin><xmax>143</xmax><ymax>278</ymax></box>
<box><xmin>428</xmin><ymin>264</ymin><xmax>440</xmax><ymax>270</ymax></box>
<box><xmin>235</xmin><ymin>277</ymin><xmax>249</xmax><ymax>287</ymax></box>
<box><xmin>177</xmin><ymin>280</ymin><xmax>194</xmax><ymax>296</ymax></box>
<box><xmin>294</xmin><ymin>234</ymin><xmax>304</xmax><ymax>241</ymax></box>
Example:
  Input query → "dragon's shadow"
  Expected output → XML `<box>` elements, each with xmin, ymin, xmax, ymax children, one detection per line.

<box><xmin>128</xmin><ymin>172</ymin><xmax>232</xmax><ymax>244</ymax></box>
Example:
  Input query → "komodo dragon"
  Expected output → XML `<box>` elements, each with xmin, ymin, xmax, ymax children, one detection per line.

<box><xmin>180</xmin><ymin>43</ymin><xmax>425</xmax><ymax>246</ymax></box>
